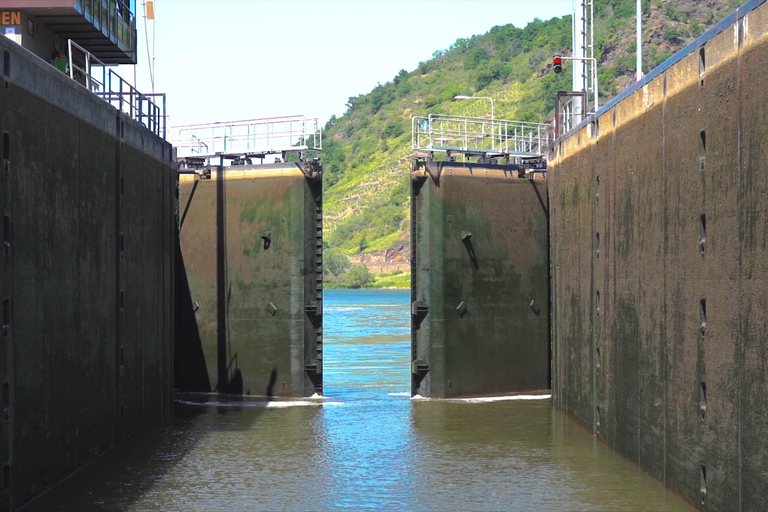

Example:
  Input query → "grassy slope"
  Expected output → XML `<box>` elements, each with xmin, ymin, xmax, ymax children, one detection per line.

<box><xmin>321</xmin><ymin>0</ymin><xmax>739</xmax><ymax>264</ymax></box>
<box><xmin>369</xmin><ymin>271</ymin><xmax>411</xmax><ymax>289</ymax></box>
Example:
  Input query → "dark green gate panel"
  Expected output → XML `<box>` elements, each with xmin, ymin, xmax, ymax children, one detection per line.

<box><xmin>411</xmin><ymin>162</ymin><xmax>550</xmax><ymax>398</ymax></box>
<box><xmin>178</xmin><ymin>163</ymin><xmax>322</xmax><ymax>398</ymax></box>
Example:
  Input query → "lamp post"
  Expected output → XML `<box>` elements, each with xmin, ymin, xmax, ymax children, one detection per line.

<box><xmin>454</xmin><ymin>95</ymin><xmax>494</xmax><ymax>120</ymax></box>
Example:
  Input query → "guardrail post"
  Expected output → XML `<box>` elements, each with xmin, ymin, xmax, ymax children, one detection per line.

<box><xmin>118</xmin><ymin>74</ymin><xmax>123</xmax><ymax>114</ymax></box>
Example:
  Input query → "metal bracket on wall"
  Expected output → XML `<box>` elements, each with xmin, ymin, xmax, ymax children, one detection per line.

<box><xmin>456</xmin><ymin>301</ymin><xmax>468</xmax><ymax>317</ymax></box>
<box><xmin>412</xmin><ymin>359</ymin><xmax>430</xmax><ymax>375</ymax></box>
<box><xmin>267</xmin><ymin>302</ymin><xmax>278</xmax><ymax>316</ymax></box>
<box><xmin>304</xmin><ymin>301</ymin><xmax>322</xmax><ymax>316</ymax></box>
<box><xmin>412</xmin><ymin>301</ymin><xmax>429</xmax><ymax>317</ymax></box>
<box><xmin>410</xmin><ymin>157</ymin><xmax>433</xmax><ymax>177</ymax></box>
<box><xmin>305</xmin><ymin>361</ymin><xmax>322</xmax><ymax>375</ymax></box>
<box><xmin>261</xmin><ymin>231</ymin><xmax>272</xmax><ymax>250</ymax></box>
<box><xmin>302</xmin><ymin>159</ymin><xmax>323</xmax><ymax>180</ymax></box>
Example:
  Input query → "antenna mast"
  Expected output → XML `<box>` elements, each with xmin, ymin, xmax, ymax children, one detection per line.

<box><xmin>572</xmin><ymin>0</ymin><xmax>598</xmax><ymax>118</ymax></box>
<box><xmin>142</xmin><ymin>1</ymin><xmax>156</xmax><ymax>92</ymax></box>
<box><xmin>576</xmin><ymin>0</ymin><xmax>598</xmax><ymax>114</ymax></box>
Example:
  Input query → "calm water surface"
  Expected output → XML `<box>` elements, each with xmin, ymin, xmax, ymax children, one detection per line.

<box><xmin>29</xmin><ymin>289</ymin><xmax>693</xmax><ymax>511</ymax></box>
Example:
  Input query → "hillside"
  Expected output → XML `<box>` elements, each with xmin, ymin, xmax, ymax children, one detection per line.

<box><xmin>321</xmin><ymin>0</ymin><xmax>740</xmax><ymax>286</ymax></box>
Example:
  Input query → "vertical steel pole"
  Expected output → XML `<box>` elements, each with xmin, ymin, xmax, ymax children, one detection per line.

<box><xmin>581</xmin><ymin>0</ymin><xmax>588</xmax><ymax>95</ymax></box>
<box><xmin>216</xmin><ymin>155</ymin><xmax>227</xmax><ymax>392</ymax></box>
<box><xmin>68</xmin><ymin>39</ymin><xmax>74</xmax><ymax>81</ymax></box>
<box><xmin>163</xmin><ymin>95</ymin><xmax>167</xmax><ymax>139</ymax></box>
<box><xmin>85</xmin><ymin>51</ymin><xmax>90</xmax><ymax>91</ymax></box>
<box><xmin>636</xmin><ymin>0</ymin><xmax>643</xmax><ymax>81</ymax></box>
<box><xmin>591</xmin><ymin>0</ymin><xmax>598</xmax><ymax>111</ymax></box>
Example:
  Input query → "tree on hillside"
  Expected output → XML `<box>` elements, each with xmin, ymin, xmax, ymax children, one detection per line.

<box><xmin>358</xmin><ymin>235</ymin><xmax>369</xmax><ymax>254</ymax></box>
<box><xmin>325</xmin><ymin>249</ymin><xmax>351</xmax><ymax>277</ymax></box>
<box><xmin>345</xmin><ymin>265</ymin><xmax>372</xmax><ymax>289</ymax></box>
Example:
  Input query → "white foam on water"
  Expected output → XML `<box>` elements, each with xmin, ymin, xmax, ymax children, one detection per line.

<box><xmin>387</xmin><ymin>392</ymin><xmax>411</xmax><ymax>397</ymax></box>
<box><xmin>264</xmin><ymin>400</ymin><xmax>323</xmax><ymax>408</ymax></box>
<box><xmin>449</xmin><ymin>394</ymin><xmax>552</xmax><ymax>403</ymax></box>
<box><xmin>409</xmin><ymin>393</ymin><xmax>552</xmax><ymax>403</ymax></box>
<box><xmin>175</xmin><ymin>398</ymin><xmax>339</xmax><ymax>408</ymax></box>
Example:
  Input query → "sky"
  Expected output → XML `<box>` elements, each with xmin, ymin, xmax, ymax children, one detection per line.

<box><xmin>129</xmin><ymin>0</ymin><xmax>575</xmax><ymax>129</ymax></box>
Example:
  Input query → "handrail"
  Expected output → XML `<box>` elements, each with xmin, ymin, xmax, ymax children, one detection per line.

<box><xmin>412</xmin><ymin>114</ymin><xmax>549</xmax><ymax>157</ymax></box>
<box><xmin>169</xmin><ymin>116</ymin><xmax>322</xmax><ymax>157</ymax></box>
<box><xmin>65</xmin><ymin>34</ymin><xmax>165</xmax><ymax>139</ymax></box>
<box><xmin>96</xmin><ymin>70</ymin><xmax>166</xmax><ymax>139</ymax></box>
<box><xmin>68</xmin><ymin>39</ymin><xmax>106</xmax><ymax>93</ymax></box>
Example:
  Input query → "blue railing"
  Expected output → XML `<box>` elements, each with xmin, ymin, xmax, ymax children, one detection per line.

<box><xmin>97</xmin><ymin>69</ymin><xmax>166</xmax><ymax>139</ymax></box>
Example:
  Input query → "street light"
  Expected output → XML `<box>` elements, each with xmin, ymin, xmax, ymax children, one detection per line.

<box><xmin>454</xmin><ymin>95</ymin><xmax>494</xmax><ymax>120</ymax></box>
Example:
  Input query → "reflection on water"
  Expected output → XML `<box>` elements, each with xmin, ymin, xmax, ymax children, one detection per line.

<box><xmin>28</xmin><ymin>289</ymin><xmax>693</xmax><ymax>511</ymax></box>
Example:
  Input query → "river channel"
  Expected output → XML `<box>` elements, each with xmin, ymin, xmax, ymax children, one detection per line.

<box><xmin>27</xmin><ymin>289</ymin><xmax>693</xmax><ymax>511</ymax></box>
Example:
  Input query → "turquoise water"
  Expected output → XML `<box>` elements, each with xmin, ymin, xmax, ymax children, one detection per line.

<box><xmin>28</xmin><ymin>289</ymin><xmax>693</xmax><ymax>511</ymax></box>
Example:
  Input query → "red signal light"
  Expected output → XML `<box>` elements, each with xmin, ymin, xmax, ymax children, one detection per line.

<box><xmin>553</xmin><ymin>54</ymin><xmax>563</xmax><ymax>74</ymax></box>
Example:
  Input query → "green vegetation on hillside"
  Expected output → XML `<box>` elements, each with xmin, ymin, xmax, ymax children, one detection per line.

<box><xmin>321</xmin><ymin>0</ymin><xmax>737</xmax><ymax>261</ymax></box>
<box><xmin>369</xmin><ymin>271</ymin><xmax>410</xmax><ymax>290</ymax></box>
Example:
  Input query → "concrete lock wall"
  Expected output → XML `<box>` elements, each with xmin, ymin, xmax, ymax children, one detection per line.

<box><xmin>177</xmin><ymin>163</ymin><xmax>323</xmax><ymax>398</ymax></box>
<box><xmin>411</xmin><ymin>162</ymin><xmax>550</xmax><ymax>398</ymax></box>
<box><xmin>549</xmin><ymin>0</ymin><xmax>768</xmax><ymax>509</ymax></box>
<box><xmin>0</xmin><ymin>37</ymin><xmax>175</xmax><ymax>510</ymax></box>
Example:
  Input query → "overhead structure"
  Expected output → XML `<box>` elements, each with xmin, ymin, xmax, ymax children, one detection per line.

<box><xmin>0</xmin><ymin>0</ymin><xmax>136</xmax><ymax>64</ymax></box>
<box><xmin>411</xmin><ymin>114</ymin><xmax>549</xmax><ymax>163</ymax></box>
<box><xmin>171</xmin><ymin>115</ymin><xmax>323</xmax><ymax>162</ymax></box>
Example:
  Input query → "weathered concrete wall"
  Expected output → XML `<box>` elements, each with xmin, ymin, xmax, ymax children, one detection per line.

<box><xmin>178</xmin><ymin>163</ymin><xmax>323</xmax><ymax>398</ymax></box>
<box><xmin>550</xmin><ymin>1</ymin><xmax>768</xmax><ymax>509</ymax></box>
<box><xmin>411</xmin><ymin>162</ymin><xmax>550</xmax><ymax>398</ymax></box>
<box><xmin>0</xmin><ymin>37</ymin><xmax>175</xmax><ymax>510</ymax></box>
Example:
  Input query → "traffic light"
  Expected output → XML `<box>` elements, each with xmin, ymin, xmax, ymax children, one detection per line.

<box><xmin>553</xmin><ymin>54</ymin><xmax>563</xmax><ymax>74</ymax></box>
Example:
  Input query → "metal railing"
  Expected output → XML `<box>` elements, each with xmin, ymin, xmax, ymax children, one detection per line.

<box><xmin>97</xmin><ymin>70</ymin><xmax>166</xmax><ymax>138</ymax></box>
<box><xmin>68</xmin><ymin>39</ymin><xmax>105</xmax><ymax>92</ymax></box>
<box><xmin>65</xmin><ymin>39</ymin><xmax>166</xmax><ymax>139</ymax></box>
<box><xmin>170</xmin><ymin>115</ymin><xmax>323</xmax><ymax>158</ymax></box>
<box><xmin>187</xmin><ymin>134</ymin><xmax>209</xmax><ymax>155</ymax></box>
<box><xmin>554</xmin><ymin>91</ymin><xmax>588</xmax><ymax>138</ymax></box>
<box><xmin>412</xmin><ymin>114</ymin><xmax>549</xmax><ymax>157</ymax></box>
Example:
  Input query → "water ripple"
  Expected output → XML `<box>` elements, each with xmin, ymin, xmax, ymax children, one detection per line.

<box><xmin>27</xmin><ymin>289</ymin><xmax>694</xmax><ymax>512</ymax></box>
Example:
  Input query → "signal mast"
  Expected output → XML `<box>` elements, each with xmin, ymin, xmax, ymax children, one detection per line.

<box><xmin>552</xmin><ymin>0</ymin><xmax>598</xmax><ymax>119</ymax></box>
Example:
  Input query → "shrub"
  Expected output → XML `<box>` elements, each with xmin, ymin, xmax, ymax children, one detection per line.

<box><xmin>382</xmin><ymin>121</ymin><xmax>405</xmax><ymax>139</ymax></box>
<box><xmin>325</xmin><ymin>249</ymin><xmax>351</xmax><ymax>277</ymax></box>
<box><xmin>345</xmin><ymin>265</ymin><xmax>372</xmax><ymax>289</ymax></box>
